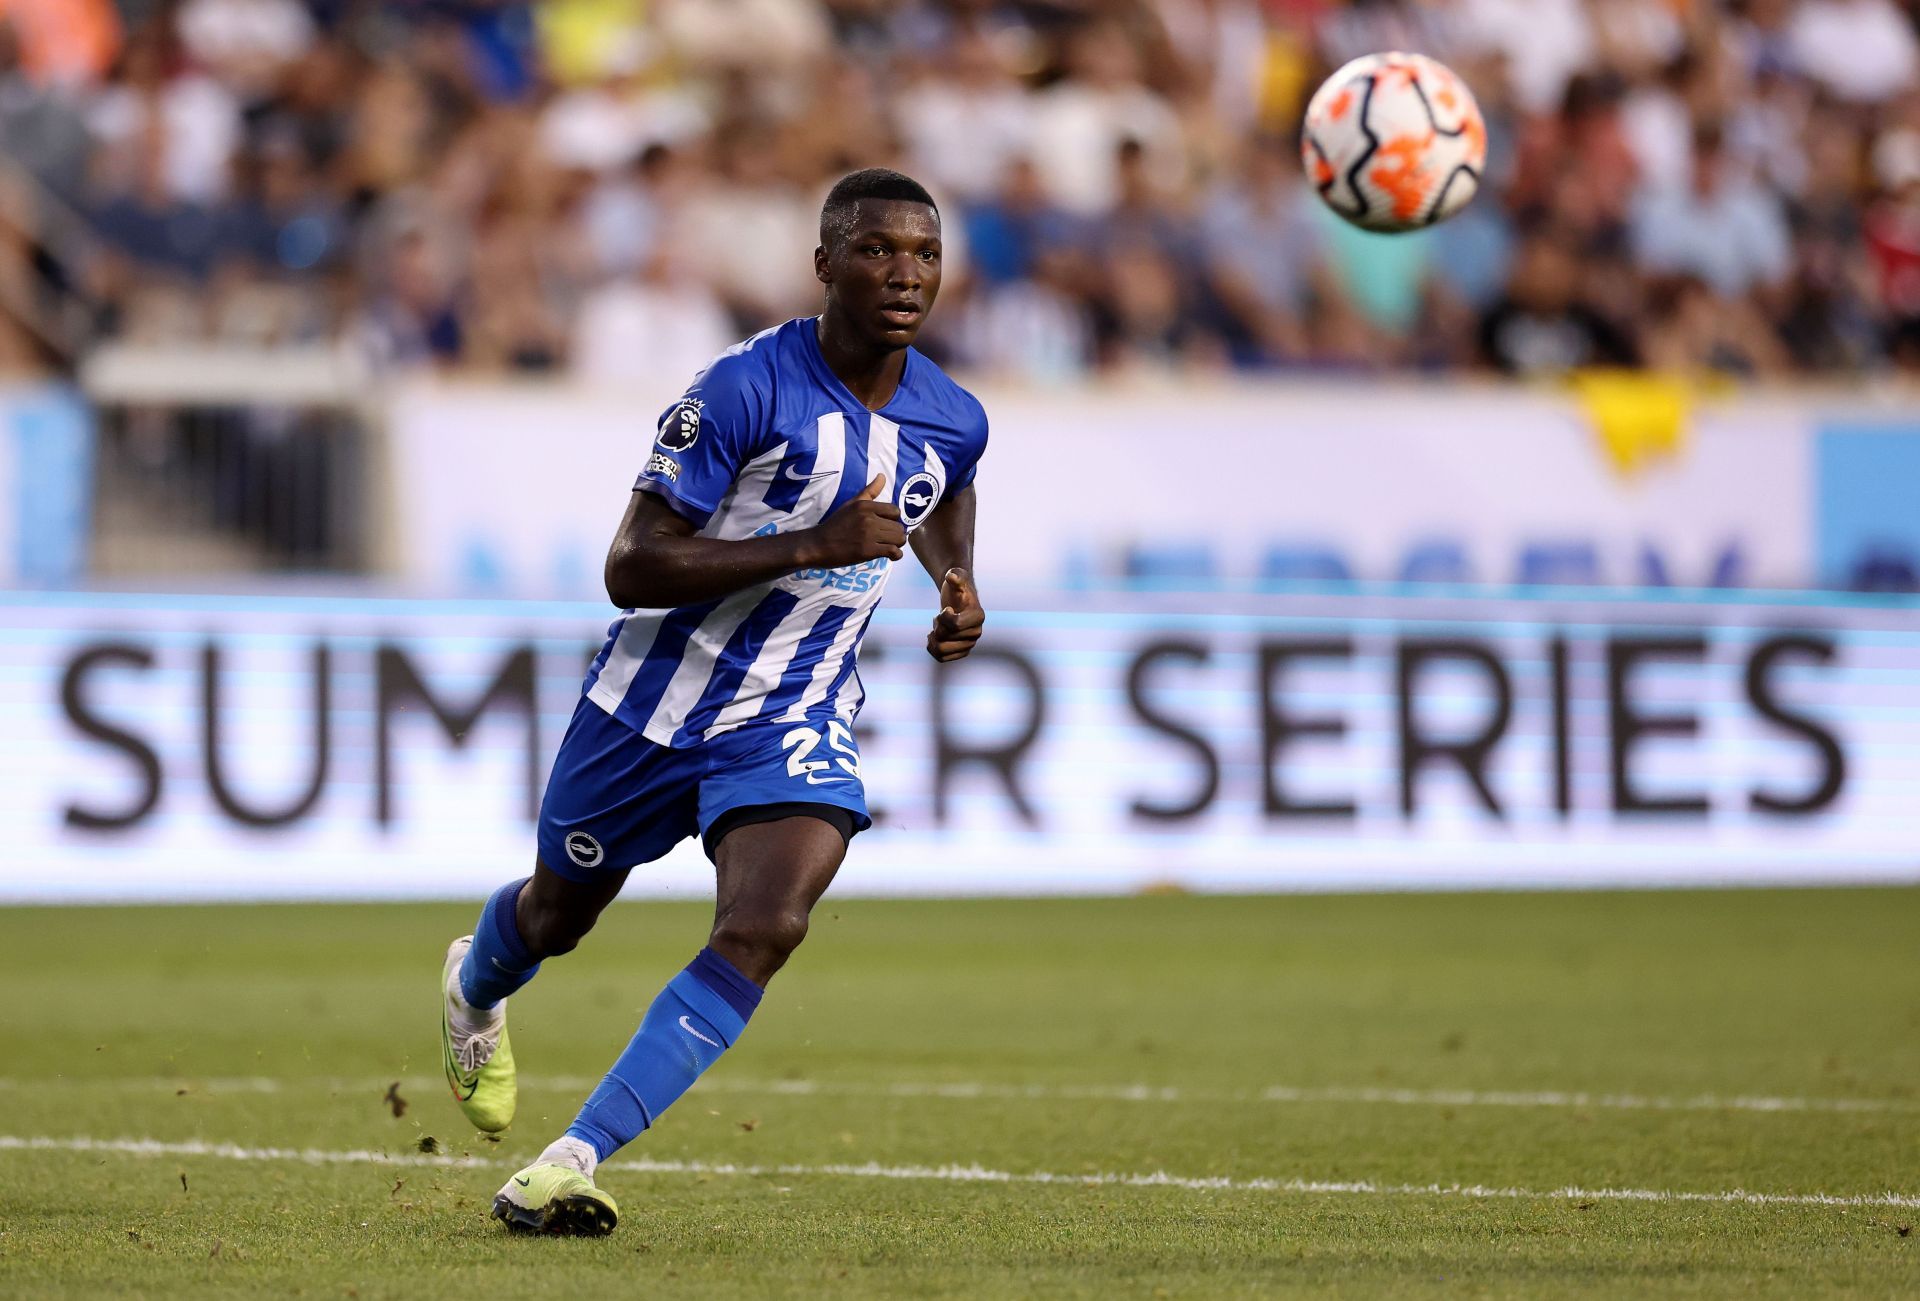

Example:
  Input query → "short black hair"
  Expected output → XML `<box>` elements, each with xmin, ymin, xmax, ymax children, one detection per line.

<box><xmin>819</xmin><ymin>168</ymin><xmax>938</xmax><ymax>245</ymax></box>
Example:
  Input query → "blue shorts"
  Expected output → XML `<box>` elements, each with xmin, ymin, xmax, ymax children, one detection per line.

<box><xmin>536</xmin><ymin>696</ymin><xmax>872</xmax><ymax>881</ymax></box>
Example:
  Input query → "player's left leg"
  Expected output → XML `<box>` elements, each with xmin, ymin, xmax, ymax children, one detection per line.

<box><xmin>496</xmin><ymin>814</ymin><xmax>852</xmax><ymax>1235</ymax></box>
<box><xmin>556</xmin><ymin>816</ymin><xmax>845</xmax><ymax>1156</ymax></box>
<box><xmin>705</xmin><ymin>814</ymin><xmax>849</xmax><ymax>983</ymax></box>
<box><xmin>494</xmin><ymin>721</ymin><xmax>867</xmax><ymax>1235</ymax></box>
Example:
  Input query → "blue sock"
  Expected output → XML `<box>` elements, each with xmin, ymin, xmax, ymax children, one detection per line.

<box><xmin>565</xmin><ymin>947</ymin><xmax>763</xmax><ymax>1160</ymax></box>
<box><xmin>458</xmin><ymin>878</ymin><xmax>540</xmax><ymax>1010</ymax></box>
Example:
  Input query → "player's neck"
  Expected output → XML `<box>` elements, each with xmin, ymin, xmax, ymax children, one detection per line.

<box><xmin>815</xmin><ymin>315</ymin><xmax>908</xmax><ymax>412</ymax></box>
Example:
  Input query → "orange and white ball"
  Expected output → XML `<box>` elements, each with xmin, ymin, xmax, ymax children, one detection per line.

<box><xmin>1301</xmin><ymin>52</ymin><xmax>1487</xmax><ymax>233</ymax></box>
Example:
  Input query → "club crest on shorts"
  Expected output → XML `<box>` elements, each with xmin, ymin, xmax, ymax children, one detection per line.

<box><xmin>564</xmin><ymin>832</ymin><xmax>605</xmax><ymax>870</ymax></box>
<box><xmin>899</xmin><ymin>471</ymin><xmax>941</xmax><ymax>529</ymax></box>
<box><xmin>657</xmin><ymin>398</ymin><xmax>703</xmax><ymax>453</ymax></box>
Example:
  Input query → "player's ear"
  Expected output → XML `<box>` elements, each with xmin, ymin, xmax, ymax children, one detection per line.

<box><xmin>814</xmin><ymin>244</ymin><xmax>831</xmax><ymax>287</ymax></box>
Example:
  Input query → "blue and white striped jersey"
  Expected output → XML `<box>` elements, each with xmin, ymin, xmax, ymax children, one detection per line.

<box><xmin>584</xmin><ymin>317</ymin><xmax>988</xmax><ymax>749</ymax></box>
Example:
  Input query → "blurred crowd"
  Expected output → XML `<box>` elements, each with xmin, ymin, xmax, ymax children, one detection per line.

<box><xmin>0</xmin><ymin>0</ymin><xmax>1918</xmax><ymax>382</ymax></box>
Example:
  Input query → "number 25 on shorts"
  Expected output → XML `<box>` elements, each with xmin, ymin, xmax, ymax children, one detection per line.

<box><xmin>781</xmin><ymin>722</ymin><xmax>860</xmax><ymax>785</ymax></box>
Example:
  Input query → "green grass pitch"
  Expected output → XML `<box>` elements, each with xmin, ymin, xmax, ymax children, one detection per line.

<box><xmin>2</xmin><ymin>888</ymin><xmax>1916</xmax><ymax>1298</ymax></box>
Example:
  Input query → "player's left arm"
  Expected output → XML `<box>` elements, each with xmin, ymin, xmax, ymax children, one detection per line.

<box><xmin>909</xmin><ymin>483</ymin><xmax>984</xmax><ymax>663</ymax></box>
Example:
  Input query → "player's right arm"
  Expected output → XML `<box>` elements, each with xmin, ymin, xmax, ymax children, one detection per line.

<box><xmin>605</xmin><ymin>475</ymin><xmax>905</xmax><ymax>609</ymax></box>
<box><xmin>606</xmin><ymin>352</ymin><xmax>904</xmax><ymax>609</ymax></box>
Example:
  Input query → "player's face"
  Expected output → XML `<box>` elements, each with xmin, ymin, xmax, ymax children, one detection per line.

<box><xmin>818</xmin><ymin>200</ymin><xmax>943</xmax><ymax>350</ymax></box>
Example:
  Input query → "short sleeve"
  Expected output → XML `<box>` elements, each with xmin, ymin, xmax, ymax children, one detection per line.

<box><xmin>634</xmin><ymin>353</ymin><xmax>770</xmax><ymax>527</ymax></box>
<box><xmin>944</xmin><ymin>394</ymin><xmax>989</xmax><ymax>497</ymax></box>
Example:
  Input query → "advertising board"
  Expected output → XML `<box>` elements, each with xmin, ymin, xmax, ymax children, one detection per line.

<box><xmin>4</xmin><ymin>587</ymin><xmax>1914</xmax><ymax>902</ymax></box>
<box><xmin>387</xmin><ymin>383</ymin><xmax>1851</xmax><ymax>596</ymax></box>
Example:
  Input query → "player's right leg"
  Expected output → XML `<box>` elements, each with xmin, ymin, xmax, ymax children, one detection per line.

<box><xmin>442</xmin><ymin>696</ymin><xmax>695</xmax><ymax>1133</ymax></box>
<box><xmin>442</xmin><ymin>861</ymin><xmax>626</xmax><ymax>1132</ymax></box>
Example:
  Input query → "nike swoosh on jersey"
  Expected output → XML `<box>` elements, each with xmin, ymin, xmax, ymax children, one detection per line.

<box><xmin>782</xmin><ymin>465</ymin><xmax>837</xmax><ymax>482</ymax></box>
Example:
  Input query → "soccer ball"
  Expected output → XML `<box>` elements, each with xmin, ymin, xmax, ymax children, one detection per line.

<box><xmin>1301</xmin><ymin>52</ymin><xmax>1486</xmax><ymax>233</ymax></box>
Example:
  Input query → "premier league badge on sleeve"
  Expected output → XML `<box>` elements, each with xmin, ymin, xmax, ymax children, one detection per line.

<box><xmin>657</xmin><ymin>399</ymin><xmax>704</xmax><ymax>453</ymax></box>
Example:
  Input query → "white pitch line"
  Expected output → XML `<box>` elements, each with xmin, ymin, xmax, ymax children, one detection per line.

<box><xmin>694</xmin><ymin>1078</ymin><xmax>1920</xmax><ymax>1117</ymax></box>
<box><xmin>5</xmin><ymin>1074</ymin><xmax>1913</xmax><ymax>1117</ymax></box>
<box><xmin>0</xmin><ymin>1134</ymin><xmax>491</xmax><ymax>1170</ymax></box>
<box><xmin>1251</xmin><ymin>1085</ymin><xmax>1918</xmax><ymax>1116</ymax></box>
<box><xmin>4</xmin><ymin>1134</ymin><xmax>1916</xmax><ymax>1211</ymax></box>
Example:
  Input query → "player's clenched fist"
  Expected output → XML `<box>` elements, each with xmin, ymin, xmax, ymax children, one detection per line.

<box><xmin>805</xmin><ymin>474</ymin><xmax>907</xmax><ymax>566</ymax></box>
<box><xmin>928</xmin><ymin>567</ymin><xmax>985</xmax><ymax>662</ymax></box>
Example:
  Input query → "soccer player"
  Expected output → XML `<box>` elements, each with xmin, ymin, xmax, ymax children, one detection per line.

<box><xmin>437</xmin><ymin>168</ymin><xmax>987</xmax><ymax>1236</ymax></box>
